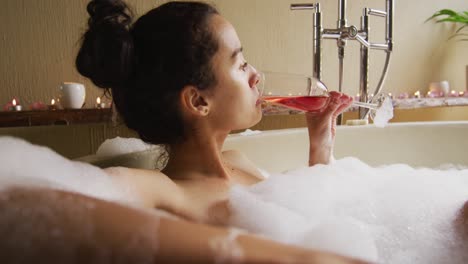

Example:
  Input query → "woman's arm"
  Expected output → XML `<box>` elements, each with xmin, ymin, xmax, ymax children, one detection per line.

<box><xmin>306</xmin><ymin>92</ymin><xmax>352</xmax><ymax>166</ymax></box>
<box><xmin>0</xmin><ymin>187</ymin><xmax>367</xmax><ymax>264</ymax></box>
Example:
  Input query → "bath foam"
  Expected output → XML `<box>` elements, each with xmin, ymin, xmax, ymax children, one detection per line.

<box><xmin>228</xmin><ymin>158</ymin><xmax>468</xmax><ymax>263</ymax></box>
<box><xmin>0</xmin><ymin>136</ymin><xmax>164</xmax><ymax>262</ymax></box>
<box><xmin>0</xmin><ymin>189</ymin><xmax>160</xmax><ymax>263</ymax></box>
<box><xmin>209</xmin><ymin>228</ymin><xmax>245</xmax><ymax>264</ymax></box>
<box><xmin>0</xmin><ymin>136</ymin><xmax>139</xmax><ymax>205</ymax></box>
<box><xmin>1</xmin><ymin>136</ymin><xmax>467</xmax><ymax>263</ymax></box>
<box><xmin>372</xmin><ymin>97</ymin><xmax>394</xmax><ymax>127</ymax></box>
<box><xmin>96</xmin><ymin>136</ymin><xmax>160</xmax><ymax>157</ymax></box>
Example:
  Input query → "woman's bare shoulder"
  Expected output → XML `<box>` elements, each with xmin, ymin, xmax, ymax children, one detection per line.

<box><xmin>104</xmin><ymin>166</ymin><xmax>171</xmax><ymax>181</ymax></box>
<box><xmin>222</xmin><ymin>150</ymin><xmax>265</xmax><ymax>180</ymax></box>
<box><xmin>103</xmin><ymin>167</ymin><xmax>182</xmax><ymax>208</ymax></box>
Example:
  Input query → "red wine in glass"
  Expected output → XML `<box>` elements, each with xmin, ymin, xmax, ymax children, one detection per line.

<box><xmin>262</xmin><ymin>95</ymin><xmax>330</xmax><ymax>113</ymax></box>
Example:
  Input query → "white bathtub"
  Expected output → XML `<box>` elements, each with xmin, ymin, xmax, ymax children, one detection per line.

<box><xmin>79</xmin><ymin>121</ymin><xmax>468</xmax><ymax>173</ymax></box>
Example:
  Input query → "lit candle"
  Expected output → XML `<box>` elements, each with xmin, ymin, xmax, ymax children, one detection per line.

<box><xmin>388</xmin><ymin>93</ymin><xmax>394</xmax><ymax>99</ymax></box>
<box><xmin>413</xmin><ymin>91</ymin><xmax>421</xmax><ymax>99</ymax></box>
<box><xmin>450</xmin><ymin>90</ymin><xmax>458</xmax><ymax>97</ymax></box>
<box><xmin>11</xmin><ymin>99</ymin><xmax>22</xmax><ymax>111</ymax></box>
<box><xmin>459</xmin><ymin>91</ymin><xmax>465</xmax><ymax>97</ymax></box>
<box><xmin>354</xmin><ymin>94</ymin><xmax>361</xmax><ymax>101</ymax></box>
<box><xmin>48</xmin><ymin>99</ymin><xmax>57</xmax><ymax>110</ymax></box>
<box><xmin>96</xmin><ymin>97</ymin><xmax>106</xmax><ymax>109</ymax></box>
<box><xmin>427</xmin><ymin>91</ymin><xmax>438</xmax><ymax>98</ymax></box>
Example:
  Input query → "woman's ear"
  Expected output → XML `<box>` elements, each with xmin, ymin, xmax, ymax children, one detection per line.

<box><xmin>180</xmin><ymin>86</ymin><xmax>210</xmax><ymax>116</ymax></box>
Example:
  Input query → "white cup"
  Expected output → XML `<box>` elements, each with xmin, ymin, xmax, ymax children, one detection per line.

<box><xmin>59</xmin><ymin>82</ymin><xmax>86</xmax><ymax>109</ymax></box>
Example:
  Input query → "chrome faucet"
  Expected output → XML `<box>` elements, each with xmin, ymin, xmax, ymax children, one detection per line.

<box><xmin>291</xmin><ymin>0</ymin><xmax>394</xmax><ymax>120</ymax></box>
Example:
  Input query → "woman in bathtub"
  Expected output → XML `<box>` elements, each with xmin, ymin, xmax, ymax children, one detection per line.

<box><xmin>76</xmin><ymin>0</ymin><xmax>352</xmax><ymax>223</ymax></box>
<box><xmin>0</xmin><ymin>0</ymin><xmax>394</xmax><ymax>263</ymax></box>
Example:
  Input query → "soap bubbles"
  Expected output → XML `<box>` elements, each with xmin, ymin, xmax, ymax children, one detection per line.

<box><xmin>228</xmin><ymin>158</ymin><xmax>468</xmax><ymax>263</ymax></box>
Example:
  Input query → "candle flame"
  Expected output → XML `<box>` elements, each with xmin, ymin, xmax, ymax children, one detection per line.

<box><xmin>414</xmin><ymin>91</ymin><xmax>420</xmax><ymax>96</ymax></box>
<box><xmin>51</xmin><ymin>99</ymin><xmax>55</xmax><ymax>105</ymax></box>
<box><xmin>96</xmin><ymin>97</ymin><xmax>101</xmax><ymax>104</ymax></box>
<box><xmin>12</xmin><ymin>99</ymin><xmax>17</xmax><ymax>106</ymax></box>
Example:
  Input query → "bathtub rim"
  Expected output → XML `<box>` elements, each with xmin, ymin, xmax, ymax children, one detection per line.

<box><xmin>76</xmin><ymin>120</ymin><xmax>468</xmax><ymax>170</ymax></box>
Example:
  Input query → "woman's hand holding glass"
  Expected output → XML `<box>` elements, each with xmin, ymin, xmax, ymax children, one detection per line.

<box><xmin>256</xmin><ymin>72</ymin><xmax>351</xmax><ymax>165</ymax></box>
<box><xmin>257</xmin><ymin>71</ymin><xmax>390</xmax><ymax>118</ymax></box>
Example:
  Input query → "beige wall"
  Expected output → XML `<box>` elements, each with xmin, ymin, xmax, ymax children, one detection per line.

<box><xmin>1</xmin><ymin>0</ymin><xmax>467</xmax><ymax>106</ymax></box>
<box><xmin>0</xmin><ymin>0</ymin><xmax>467</xmax><ymax>157</ymax></box>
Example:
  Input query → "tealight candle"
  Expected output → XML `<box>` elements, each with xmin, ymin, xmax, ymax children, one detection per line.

<box><xmin>459</xmin><ymin>91</ymin><xmax>465</xmax><ymax>97</ymax></box>
<box><xmin>11</xmin><ymin>99</ymin><xmax>22</xmax><ymax>111</ymax></box>
<box><xmin>413</xmin><ymin>91</ymin><xmax>421</xmax><ymax>99</ymax></box>
<box><xmin>96</xmin><ymin>97</ymin><xmax>106</xmax><ymax>109</ymax></box>
<box><xmin>427</xmin><ymin>90</ymin><xmax>444</xmax><ymax>98</ymax></box>
<box><xmin>449</xmin><ymin>90</ymin><xmax>458</xmax><ymax>97</ymax></box>
<box><xmin>354</xmin><ymin>94</ymin><xmax>361</xmax><ymax>101</ymax></box>
<box><xmin>48</xmin><ymin>99</ymin><xmax>57</xmax><ymax>110</ymax></box>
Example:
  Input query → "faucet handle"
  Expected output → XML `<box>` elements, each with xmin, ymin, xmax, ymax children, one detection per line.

<box><xmin>290</xmin><ymin>3</ymin><xmax>320</xmax><ymax>12</ymax></box>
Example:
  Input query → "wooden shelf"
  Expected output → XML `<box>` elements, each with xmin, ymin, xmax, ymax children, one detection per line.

<box><xmin>0</xmin><ymin>108</ymin><xmax>112</xmax><ymax>128</ymax></box>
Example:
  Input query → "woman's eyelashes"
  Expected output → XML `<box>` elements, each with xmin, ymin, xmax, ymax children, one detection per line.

<box><xmin>240</xmin><ymin>61</ymin><xmax>248</xmax><ymax>71</ymax></box>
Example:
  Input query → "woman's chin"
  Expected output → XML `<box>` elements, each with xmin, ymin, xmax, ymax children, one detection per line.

<box><xmin>249</xmin><ymin>111</ymin><xmax>263</xmax><ymax>128</ymax></box>
<box><xmin>234</xmin><ymin>113</ymin><xmax>262</xmax><ymax>132</ymax></box>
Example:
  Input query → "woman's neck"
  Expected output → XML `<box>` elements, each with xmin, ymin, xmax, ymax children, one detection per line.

<box><xmin>162</xmin><ymin>132</ymin><xmax>231</xmax><ymax>181</ymax></box>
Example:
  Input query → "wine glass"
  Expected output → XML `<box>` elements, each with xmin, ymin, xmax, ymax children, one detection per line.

<box><xmin>258</xmin><ymin>72</ymin><xmax>329</xmax><ymax>115</ymax></box>
<box><xmin>258</xmin><ymin>71</ymin><xmax>392</xmax><ymax>121</ymax></box>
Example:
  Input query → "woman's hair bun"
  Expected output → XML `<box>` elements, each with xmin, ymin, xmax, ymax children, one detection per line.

<box><xmin>76</xmin><ymin>0</ymin><xmax>135</xmax><ymax>89</ymax></box>
<box><xmin>87</xmin><ymin>0</ymin><xmax>132</xmax><ymax>28</ymax></box>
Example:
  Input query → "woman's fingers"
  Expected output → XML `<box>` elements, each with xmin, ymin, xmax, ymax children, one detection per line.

<box><xmin>334</xmin><ymin>93</ymin><xmax>353</xmax><ymax>117</ymax></box>
<box><xmin>324</xmin><ymin>91</ymin><xmax>351</xmax><ymax>117</ymax></box>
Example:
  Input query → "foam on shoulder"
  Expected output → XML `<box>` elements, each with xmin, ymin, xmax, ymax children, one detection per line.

<box><xmin>0</xmin><ymin>136</ymin><xmax>140</xmax><ymax>205</ymax></box>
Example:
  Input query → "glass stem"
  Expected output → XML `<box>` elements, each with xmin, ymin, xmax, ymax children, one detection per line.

<box><xmin>352</xmin><ymin>101</ymin><xmax>379</xmax><ymax>110</ymax></box>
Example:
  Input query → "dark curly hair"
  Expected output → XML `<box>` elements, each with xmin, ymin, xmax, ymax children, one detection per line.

<box><xmin>76</xmin><ymin>0</ymin><xmax>219</xmax><ymax>146</ymax></box>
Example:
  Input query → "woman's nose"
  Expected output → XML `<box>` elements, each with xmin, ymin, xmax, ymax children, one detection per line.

<box><xmin>249</xmin><ymin>65</ymin><xmax>260</xmax><ymax>89</ymax></box>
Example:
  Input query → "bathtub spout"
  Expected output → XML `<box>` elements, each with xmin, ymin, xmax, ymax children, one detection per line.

<box><xmin>291</xmin><ymin>0</ymin><xmax>394</xmax><ymax>122</ymax></box>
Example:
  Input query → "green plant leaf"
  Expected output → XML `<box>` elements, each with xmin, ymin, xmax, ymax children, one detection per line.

<box><xmin>425</xmin><ymin>9</ymin><xmax>456</xmax><ymax>22</ymax></box>
<box><xmin>426</xmin><ymin>9</ymin><xmax>468</xmax><ymax>24</ymax></box>
<box><xmin>436</xmin><ymin>17</ymin><xmax>464</xmax><ymax>23</ymax></box>
<box><xmin>427</xmin><ymin>9</ymin><xmax>468</xmax><ymax>43</ymax></box>
<box><xmin>435</xmin><ymin>9</ymin><xmax>458</xmax><ymax>17</ymax></box>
